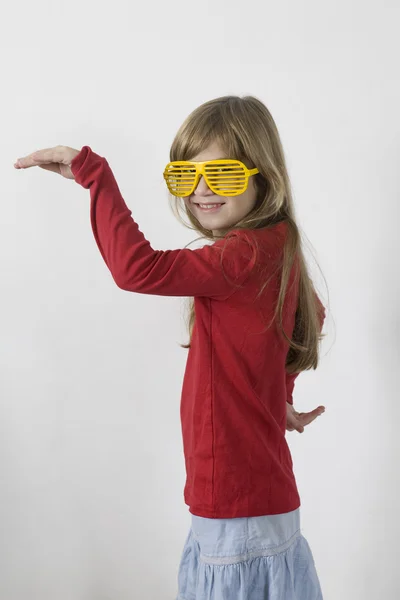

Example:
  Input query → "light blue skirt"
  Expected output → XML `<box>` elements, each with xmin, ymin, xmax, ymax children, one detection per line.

<box><xmin>176</xmin><ymin>508</ymin><xmax>323</xmax><ymax>600</ymax></box>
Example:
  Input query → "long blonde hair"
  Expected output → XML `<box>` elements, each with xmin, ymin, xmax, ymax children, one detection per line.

<box><xmin>168</xmin><ymin>95</ymin><xmax>326</xmax><ymax>375</ymax></box>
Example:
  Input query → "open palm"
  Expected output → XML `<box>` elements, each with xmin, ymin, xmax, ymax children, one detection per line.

<box><xmin>14</xmin><ymin>145</ymin><xmax>79</xmax><ymax>179</ymax></box>
<box><xmin>286</xmin><ymin>403</ymin><xmax>325</xmax><ymax>433</ymax></box>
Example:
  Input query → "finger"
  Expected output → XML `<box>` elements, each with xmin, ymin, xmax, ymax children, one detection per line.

<box><xmin>15</xmin><ymin>158</ymin><xmax>60</xmax><ymax>172</ymax></box>
<box><xmin>298</xmin><ymin>407</ymin><xmax>325</xmax><ymax>427</ymax></box>
<box><xmin>15</xmin><ymin>153</ymin><xmax>47</xmax><ymax>169</ymax></box>
<box><xmin>15</xmin><ymin>147</ymin><xmax>61</xmax><ymax>169</ymax></box>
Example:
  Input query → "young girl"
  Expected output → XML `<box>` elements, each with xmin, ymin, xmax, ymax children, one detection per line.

<box><xmin>14</xmin><ymin>95</ymin><xmax>327</xmax><ymax>600</ymax></box>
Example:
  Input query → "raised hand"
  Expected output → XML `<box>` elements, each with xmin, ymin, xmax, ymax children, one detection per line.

<box><xmin>14</xmin><ymin>145</ymin><xmax>80</xmax><ymax>180</ymax></box>
<box><xmin>286</xmin><ymin>402</ymin><xmax>325</xmax><ymax>434</ymax></box>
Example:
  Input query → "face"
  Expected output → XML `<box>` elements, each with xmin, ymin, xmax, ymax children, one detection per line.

<box><xmin>184</xmin><ymin>140</ymin><xmax>258</xmax><ymax>237</ymax></box>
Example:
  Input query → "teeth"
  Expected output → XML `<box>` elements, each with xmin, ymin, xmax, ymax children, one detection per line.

<box><xmin>199</xmin><ymin>204</ymin><xmax>221</xmax><ymax>208</ymax></box>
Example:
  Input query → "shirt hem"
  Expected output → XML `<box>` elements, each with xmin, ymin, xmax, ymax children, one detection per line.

<box><xmin>186</xmin><ymin>498</ymin><xmax>301</xmax><ymax>519</ymax></box>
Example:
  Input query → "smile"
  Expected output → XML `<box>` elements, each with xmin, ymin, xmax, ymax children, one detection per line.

<box><xmin>194</xmin><ymin>202</ymin><xmax>225</xmax><ymax>212</ymax></box>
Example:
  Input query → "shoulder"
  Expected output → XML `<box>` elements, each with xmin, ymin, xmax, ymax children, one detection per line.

<box><xmin>211</xmin><ymin>222</ymin><xmax>289</xmax><ymax>278</ymax></box>
<box><xmin>227</xmin><ymin>221</ymin><xmax>289</xmax><ymax>258</ymax></box>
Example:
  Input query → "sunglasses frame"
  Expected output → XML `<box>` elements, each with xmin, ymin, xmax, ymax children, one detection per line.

<box><xmin>163</xmin><ymin>159</ymin><xmax>260</xmax><ymax>197</ymax></box>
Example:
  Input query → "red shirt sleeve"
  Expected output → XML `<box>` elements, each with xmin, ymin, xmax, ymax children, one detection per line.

<box><xmin>285</xmin><ymin>372</ymin><xmax>298</xmax><ymax>406</ymax></box>
<box><xmin>285</xmin><ymin>293</ymin><xmax>326</xmax><ymax>405</ymax></box>
<box><xmin>70</xmin><ymin>146</ymin><xmax>258</xmax><ymax>299</ymax></box>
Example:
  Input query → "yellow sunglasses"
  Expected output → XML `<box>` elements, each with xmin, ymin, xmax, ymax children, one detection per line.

<box><xmin>163</xmin><ymin>159</ymin><xmax>259</xmax><ymax>197</ymax></box>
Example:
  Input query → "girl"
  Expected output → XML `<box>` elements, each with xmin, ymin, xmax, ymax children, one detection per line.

<box><xmin>14</xmin><ymin>95</ymin><xmax>327</xmax><ymax>600</ymax></box>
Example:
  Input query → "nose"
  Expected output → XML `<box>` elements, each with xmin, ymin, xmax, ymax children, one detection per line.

<box><xmin>193</xmin><ymin>175</ymin><xmax>214</xmax><ymax>196</ymax></box>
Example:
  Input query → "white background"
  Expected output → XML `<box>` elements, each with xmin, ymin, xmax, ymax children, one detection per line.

<box><xmin>1</xmin><ymin>1</ymin><xmax>399</xmax><ymax>598</ymax></box>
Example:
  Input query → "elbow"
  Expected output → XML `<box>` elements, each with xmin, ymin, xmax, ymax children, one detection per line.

<box><xmin>112</xmin><ymin>271</ymin><xmax>147</xmax><ymax>294</ymax></box>
<box><xmin>112</xmin><ymin>271</ymin><xmax>133</xmax><ymax>292</ymax></box>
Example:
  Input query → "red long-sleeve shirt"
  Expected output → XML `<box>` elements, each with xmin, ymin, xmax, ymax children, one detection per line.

<box><xmin>70</xmin><ymin>146</ymin><xmax>323</xmax><ymax>518</ymax></box>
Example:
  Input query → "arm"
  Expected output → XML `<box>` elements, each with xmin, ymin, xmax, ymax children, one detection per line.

<box><xmin>70</xmin><ymin>146</ymin><xmax>259</xmax><ymax>299</ymax></box>
<box><xmin>286</xmin><ymin>372</ymin><xmax>299</xmax><ymax>406</ymax></box>
<box><xmin>285</xmin><ymin>293</ymin><xmax>326</xmax><ymax>405</ymax></box>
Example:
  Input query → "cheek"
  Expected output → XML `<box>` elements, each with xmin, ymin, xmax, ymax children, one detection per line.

<box><xmin>236</xmin><ymin>187</ymin><xmax>257</xmax><ymax>212</ymax></box>
<box><xmin>184</xmin><ymin>197</ymin><xmax>196</xmax><ymax>214</ymax></box>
